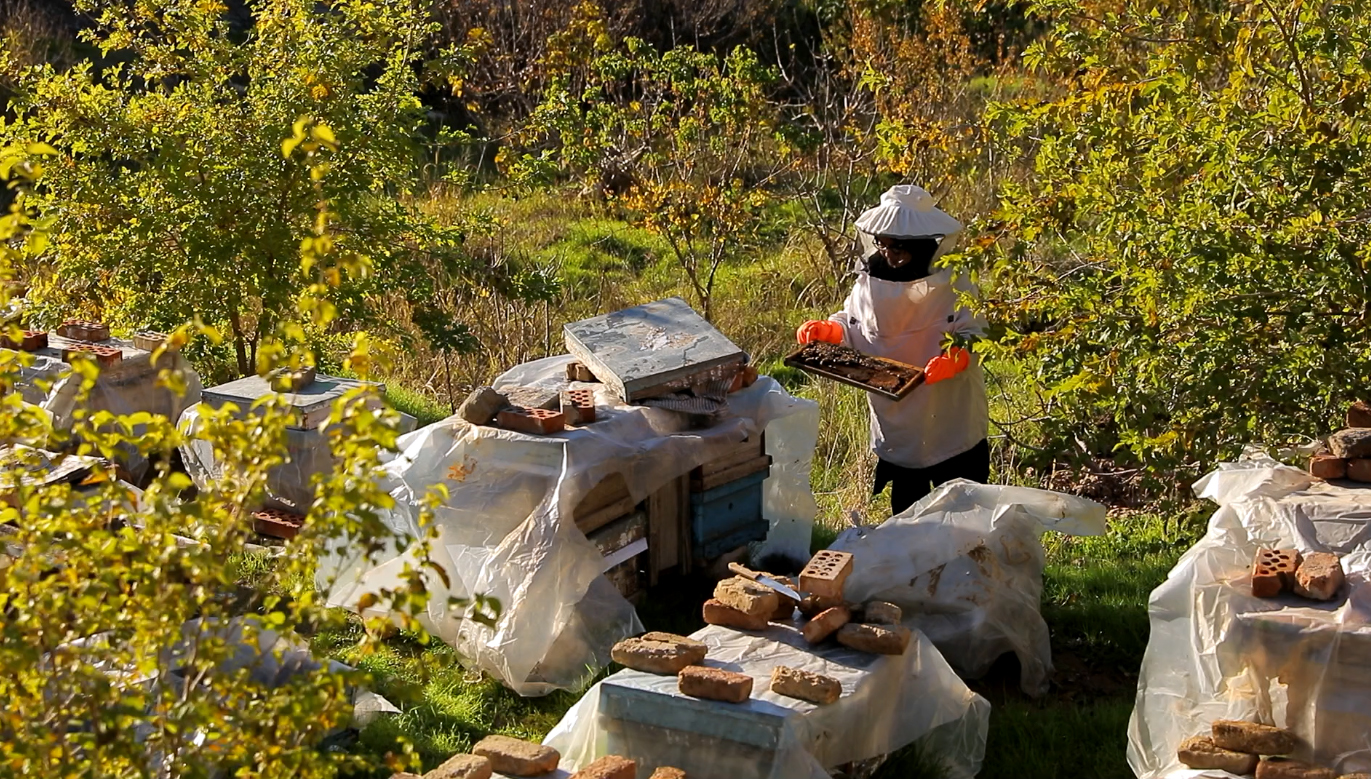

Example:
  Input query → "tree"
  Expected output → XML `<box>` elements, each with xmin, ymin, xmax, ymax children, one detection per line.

<box><xmin>510</xmin><ymin>5</ymin><xmax>790</xmax><ymax>320</ymax></box>
<box><xmin>959</xmin><ymin>0</ymin><xmax>1371</xmax><ymax>472</ymax></box>
<box><xmin>0</xmin><ymin>134</ymin><xmax>490</xmax><ymax>778</ymax></box>
<box><xmin>0</xmin><ymin>0</ymin><xmax>500</xmax><ymax>379</ymax></box>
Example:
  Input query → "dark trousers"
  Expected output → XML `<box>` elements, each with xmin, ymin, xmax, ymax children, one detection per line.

<box><xmin>873</xmin><ymin>439</ymin><xmax>991</xmax><ymax>516</ymax></box>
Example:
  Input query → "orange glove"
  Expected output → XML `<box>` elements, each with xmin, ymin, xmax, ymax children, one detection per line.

<box><xmin>796</xmin><ymin>320</ymin><xmax>843</xmax><ymax>345</ymax></box>
<box><xmin>924</xmin><ymin>346</ymin><xmax>971</xmax><ymax>384</ymax></box>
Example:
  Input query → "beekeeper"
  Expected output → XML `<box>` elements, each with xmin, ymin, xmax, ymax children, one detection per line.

<box><xmin>795</xmin><ymin>184</ymin><xmax>990</xmax><ymax>514</ymax></box>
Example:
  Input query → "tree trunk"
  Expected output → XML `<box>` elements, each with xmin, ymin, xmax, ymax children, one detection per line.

<box><xmin>227</xmin><ymin>304</ymin><xmax>249</xmax><ymax>377</ymax></box>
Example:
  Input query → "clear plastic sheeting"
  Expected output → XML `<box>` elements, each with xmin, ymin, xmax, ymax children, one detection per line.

<box><xmin>542</xmin><ymin>623</ymin><xmax>990</xmax><ymax>779</ymax></box>
<box><xmin>829</xmin><ymin>479</ymin><xmax>1108</xmax><ymax>696</ymax></box>
<box><xmin>1128</xmin><ymin>457</ymin><xmax>1371</xmax><ymax>778</ymax></box>
<box><xmin>319</xmin><ymin>355</ymin><xmax>820</xmax><ymax>695</ymax></box>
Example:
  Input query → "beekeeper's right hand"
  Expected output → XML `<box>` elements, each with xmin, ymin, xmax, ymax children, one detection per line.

<box><xmin>796</xmin><ymin>320</ymin><xmax>843</xmax><ymax>345</ymax></box>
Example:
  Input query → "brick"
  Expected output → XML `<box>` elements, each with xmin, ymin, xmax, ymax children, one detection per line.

<box><xmin>764</xmin><ymin>575</ymin><xmax>799</xmax><ymax>621</ymax></box>
<box><xmin>729</xmin><ymin>364</ymin><xmax>759</xmax><ymax>393</ymax></box>
<box><xmin>1212</xmin><ymin>720</ymin><xmax>1298</xmax><ymax>756</ymax></box>
<box><xmin>863</xmin><ymin>601</ymin><xmax>902</xmax><ymax>625</ymax></box>
<box><xmin>1294</xmin><ymin>552</ymin><xmax>1345</xmax><ymax>601</ymax></box>
<box><xmin>798</xmin><ymin>593</ymin><xmax>844</xmax><ymax>618</ymax></box>
<box><xmin>702</xmin><ymin>598</ymin><xmax>769</xmax><ymax>631</ymax></box>
<box><xmin>1349</xmin><ymin>459</ymin><xmax>1371</xmax><ymax>483</ymax></box>
<box><xmin>1348</xmin><ymin>400</ymin><xmax>1371</xmax><ymax>428</ymax></box>
<box><xmin>799</xmin><ymin>550</ymin><xmax>853</xmax><ymax>600</ymax></box>
<box><xmin>569</xmin><ymin>755</ymin><xmax>635</xmax><ymax>779</ymax></box>
<box><xmin>713</xmin><ymin>577</ymin><xmax>779</xmax><ymax>618</ymax></box>
<box><xmin>62</xmin><ymin>343</ymin><xmax>122</xmax><ymax>367</ymax></box>
<box><xmin>502</xmin><ymin>386</ymin><xmax>560</xmax><ymax>411</ymax></box>
<box><xmin>457</xmin><ymin>387</ymin><xmax>507</xmax><ymax>426</ymax></box>
<box><xmin>497</xmin><ymin>406</ymin><xmax>566</xmax><ymax>435</ymax></box>
<box><xmin>133</xmin><ymin>330</ymin><xmax>168</xmax><ymax>352</ymax></box>
<box><xmin>641</xmin><ymin>631</ymin><xmax>707</xmax><ymax>656</ymax></box>
<box><xmin>649</xmin><ymin>769</ymin><xmax>687</xmax><ymax>779</ymax></box>
<box><xmin>1252</xmin><ymin>549</ymin><xmax>1302</xmax><ymax>598</ymax></box>
<box><xmin>566</xmin><ymin>361</ymin><xmax>598</xmax><ymax>383</ymax></box>
<box><xmin>252</xmin><ymin>508</ymin><xmax>305</xmax><ymax>540</ymax></box>
<box><xmin>1329</xmin><ymin>428</ymin><xmax>1371</xmax><ymax>459</ymax></box>
<box><xmin>59</xmin><ymin>319</ymin><xmax>109</xmax><ymax>341</ymax></box>
<box><xmin>1177</xmin><ymin>736</ymin><xmax>1258</xmax><ymax>775</ymax></box>
<box><xmin>769</xmin><ymin>665</ymin><xmax>842</xmax><ymax>705</ymax></box>
<box><xmin>678</xmin><ymin>665</ymin><xmax>753</xmax><ymax>703</ymax></box>
<box><xmin>0</xmin><ymin>330</ymin><xmax>47</xmax><ymax>351</ymax></box>
<box><xmin>1310</xmin><ymin>455</ymin><xmax>1348</xmax><ymax>480</ymax></box>
<box><xmin>471</xmin><ymin>735</ymin><xmax>560</xmax><ymax>777</ymax></box>
<box><xmin>391</xmin><ymin>774</ymin><xmax>423</xmax><ymax>779</ymax></box>
<box><xmin>801</xmin><ymin>605</ymin><xmax>851</xmax><ymax>644</ymax></box>
<box><xmin>560</xmin><ymin>388</ymin><xmax>597</xmax><ymax>425</ymax></box>
<box><xmin>1257</xmin><ymin>758</ymin><xmax>1335</xmax><ymax>779</ymax></box>
<box><xmin>611</xmin><ymin>636</ymin><xmax>706</xmax><ymax>675</ymax></box>
<box><xmin>1338</xmin><ymin>774</ymin><xmax>1371</xmax><ymax>779</ymax></box>
<box><xmin>836</xmin><ymin>623</ymin><xmax>911</xmax><ymax>655</ymax></box>
<box><xmin>425</xmin><ymin>753</ymin><xmax>493</xmax><ymax>779</ymax></box>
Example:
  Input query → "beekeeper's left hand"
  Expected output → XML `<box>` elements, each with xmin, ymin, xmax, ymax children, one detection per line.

<box><xmin>924</xmin><ymin>346</ymin><xmax>970</xmax><ymax>384</ymax></box>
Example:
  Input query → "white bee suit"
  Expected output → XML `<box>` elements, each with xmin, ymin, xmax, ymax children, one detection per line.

<box><xmin>828</xmin><ymin>267</ymin><xmax>990</xmax><ymax>470</ymax></box>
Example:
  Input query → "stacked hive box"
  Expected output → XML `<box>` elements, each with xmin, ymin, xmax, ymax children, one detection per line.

<box><xmin>575</xmin><ymin>473</ymin><xmax>648</xmax><ymax>602</ymax></box>
<box><xmin>688</xmin><ymin>434</ymin><xmax>771</xmax><ymax>562</ymax></box>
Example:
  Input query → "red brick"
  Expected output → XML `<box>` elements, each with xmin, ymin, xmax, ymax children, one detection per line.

<box><xmin>569</xmin><ymin>755</ymin><xmax>635</xmax><ymax>779</ymax></box>
<box><xmin>1310</xmin><ymin>455</ymin><xmax>1348</xmax><ymax>480</ymax></box>
<box><xmin>252</xmin><ymin>508</ymin><xmax>305</xmax><ymax>540</ymax></box>
<box><xmin>59</xmin><ymin>319</ymin><xmax>110</xmax><ymax>341</ymax></box>
<box><xmin>560</xmin><ymin>388</ymin><xmax>597</xmax><ymax>425</ymax></box>
<box><xmin>1252</xmin><ymin>548</ymin><xmax>1302</xmax><ymax>598</ymax></box>
<box><xmin>798</xmin><ymin>593</ymin><xmax>844</xmax><ymax>618</ymax></box>
<box><xmin>62</xmin><ymin>343</ymin><xmax>122</xmax><ymax>367</ymax></box>
<box><xmin>0</xmin><ymin>330</ymin><xmax>47</xmax><ymax>351</ymax></box>
<box><xmin>678</xmin><ymin>665</ymin><xmax>753</xmax><ymax>703</ymax></box>
<box><xmin>799</xmin><ymin>550</ymin><xmax>853</xmax><ymax>600</ymax></box>
<box><xmin>701</xmin><ymin>598</ymin><xmax>769</xmax><ymax>631</ymax></box>
<box><xmin>801</xmin><ymin>605</ymin><xmax>851</xmax><ymax>644</ymax></box>
<box><xmin>1348</xmin><ymin>400</ymin><xmax>1371</xmax><ymax>428</ymax></box>
<box><xmin>497</xmin><ymin>406</ymin><xmax>566</xmax><ymax>435</ymax></box>
<box><xmin>1348</xmin><ymin>459</ymin><xmax>1371</xmax><ymax>483</ymax></box>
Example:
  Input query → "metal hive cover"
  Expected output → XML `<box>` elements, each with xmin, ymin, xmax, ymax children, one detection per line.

<box><xmin>563</xmin><ymin>297</ymin><xmax>745</xmax><ymax>402</ymax></box>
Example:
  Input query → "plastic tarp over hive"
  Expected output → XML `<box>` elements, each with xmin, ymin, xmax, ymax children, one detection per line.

<box><xmin>1128</xmin><ymin>456</ymin><xmax>1371</xmax><ymax>778</ymax></box>
<box><xmin>543</xmin><ymin>623</ymin><xmax>990</xmax><ymax>779</ymax></box>
<box><xmin>319</xmin><ymin>356</ymin><xmax>819</xmax><ymax>695</ymax></box>
<box><xmin>828</xmin><ymin>480</ymin><xmax>1108</xmax><ymax>696</ymax></box>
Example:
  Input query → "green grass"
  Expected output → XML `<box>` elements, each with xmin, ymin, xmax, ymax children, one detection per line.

<box><xmin>385</xmin><ymin>383</ymin><xmax>451</xmax><ymax>427</ymax></box>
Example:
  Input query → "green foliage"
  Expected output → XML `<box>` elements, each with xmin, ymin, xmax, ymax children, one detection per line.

<box><xmin>0</xmin><ymin>0</ymin><xmax>515</xmax><ymax>377</ymax></box>
<box><xmin>0</xmin><ymin>129</ymin><xmax>485</xmax><ymax>779</ymax></box>
<box><xmin>961</xmin><ymin>0</ymin><xmax>1371</xmax><ymax>471</ymax></box>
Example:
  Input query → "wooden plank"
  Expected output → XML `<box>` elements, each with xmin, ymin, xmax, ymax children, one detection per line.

<box><xmin>691</xmin><ymin>455</ymin><xmax>772</xmax><ymax>493</ymax></box>
<box><xmin>647</xmin><ymin>476</ymin><xmax>683</xmax><ymax>585</ymax></box>
<box><xmin>575</xmin><ymin>495</ymin><xmax>638</xmax><ymax>535</ymax></box>
<box><xmin>694</xmin><ymin>435</ymin><xmax>766</xmax><ymax>479</ymax></box>
<box><xmin>574</xmin><ymin>472</ymin><xmax>631</xmax><ymax>521</ymax></box>
<box><xmin>675</xmin><ymin>474</ymin><xmax>693</xmax><ymax>574</ymax></box>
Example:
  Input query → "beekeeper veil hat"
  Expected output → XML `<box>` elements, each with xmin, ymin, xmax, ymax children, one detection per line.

<box><xmin>856</xmin><ymin>184</ymin><xmax>961</xmax><ymax>238</ymax></box>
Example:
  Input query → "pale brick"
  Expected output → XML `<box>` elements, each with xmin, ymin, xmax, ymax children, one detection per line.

<box><xmin>611</xmin><ymin>636</ymin><xmax>705</xmax><ymax>675</ymax></box>
<box><xmin>863</xmin><ymin>601</ymin><xmax>902</xmax><ymax>625</ymax></box>
<box><xmin>649</xmin><ymin>768</ymin><xmax>687</xmax><ymax>779</ymax></box>
<box><xmin>425</xmin><ymin>753</ymin><xmax>493</xmax><ymax>779</ymax></box>
<box><xmin>569</xmin><ymin>755</ymin><xmax>635</xmax><ymax>779</ymax></box>
<box><xmin>799</xmin><ymin>550</ymin><xmax>853</xmax><ymax>599</ymax></box>
<box><xmin>713</xmin><ymin>576</ymin><xmax>780</xmax><ymax>618</ymax></box>
<box><xmin>769</xmin><ymin>665</ymin><xmax>842</xmax><ymax>705</ymax></box>
<box><xmin>678</xmin><ymin>665</ymin><xmax>753</xmax><ymax>703</ymax></box>
<box><xmin>801</xmin><ymin>605</ymin><xmax>851</xmax><ymax>645</ymax></box>
<box><xmin>471</xmin><ymin>735</ymin><xmax>560</xmax><ymax>777</ymax></box>
<box><xmin>1294</xmin><ymin>552</ymin><xmax>1345</xmax><ymax>601</ymax></box>
<box><xmin>1257</xmin><ymin>758</ymin><xmax>1336</xmax><ymax>779</ymax></box>
<box><xmin>702</xmin><ymin>598</ymin><xmax>769</xmax><ymax>631</ymax></box>
<box><xmin>1212</xmin><ymin>720</ymin><xmax>1297</xmax><ymax>756</ymax></box>
<box><xmin>836</xmin><ymin>623</ymin><xmax>911</xmax><ymax>655</ymax></box>
<box><xmin>1177</xmin><ymin>736</ymin><xmax>1258</xmax><ymax>775</ymax></box>
<box><xmin>640</xmin><ymin>632</ymin><xmax>707</xmax><ymax>656</ymax></box>
<box><xmin>1329</xmin><ymin>428</ymin><xmax>1371</xmax><ymax>459</ymax></box>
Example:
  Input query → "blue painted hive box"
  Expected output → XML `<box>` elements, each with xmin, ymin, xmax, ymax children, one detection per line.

<box><xmin>690</xmin><ymin>469</ymin><xmax>769</xmax><ymax>561</ymax></box>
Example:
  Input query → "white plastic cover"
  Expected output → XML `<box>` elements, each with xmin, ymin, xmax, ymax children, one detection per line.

<box><xmin>854</xmin><ymin>184</ymin><xmax>963</xmax><ymax>239</ymax></box>
<box><xmin>829</xmin><ymin>479</ymin><xmax>1109</xmax><ymax>696</ymax></box>
<box><xmin>1127</xmin><ymin>457</ymin><xmax>1371</xmax><ymax>778</ymax></box>
<box><xmin>318</xmin><ymin>355</ymin><xmax>820</xmax><ymax>695</ymax></box>
<box><xmin>542</xmin><ymin>622</ymin><xmax>990</xmax><ymax>779</ymax></box>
